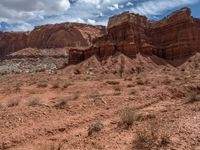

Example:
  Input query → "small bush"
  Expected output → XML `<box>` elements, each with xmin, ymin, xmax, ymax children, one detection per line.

<box><xmin>127</xmin><ymin>84</ymin><xmax>135</xmax><ymax>88</ymax></box>
<box><xmin>129</xmin><ymin>89</ymin><xmax>137</xmax><ymax>95</ymax></box>
<box><xmin>37</xmin><ymin>81</ymin><xmax>48</xmax><ymax>88</ymax></box>
<box><xmin>134</xmin><ymin>121</ymin><xmax>170</xmax><ymax>150</ymax></box>
<box><xmin>113</xmin><ymin>92</ymin><xmax>121</xmax><ymax>96</ymax></box>
<box><xmin>7</xmin><ymin>98</ymin><xmax>20</xmax><ymax>107</ymax></box>
<box><xmin>113</xmin><ymin>86</ymin><xmax>121</xmax><ymax>91</ymax></box>
<box><xmin>63</xmin><ymin>81</ymin><xmax>72</xmax><ymax>89</ymax></box>
<box><xmin>72</xmin><ymin>92</ymin><xmax>80</xmax><ymax>100</ymax></box>
<box><xmin>51</xmin><ymin>81</ymin><xmax>59</xmax><ymax>89</ymax></box>
<box><xmin>54</xmin><ymin>97</ymin><xmax>68</xmax><ymax>109</ymax></box>
<box><xmin>27</xmin><ymin>97</ymin><xmax>41</xmax><ymax>106</ymax></box>
<box><xmin>106</xmin><ymin>80</ymin><xmax>120</xmax><ymax>85</ymax></box>
<box><xmin>163</xmin><ymin>79</ymin><xmax>171</xmax><ymax>85</ymax></box>
<box><xmin>87</xmin><ymin>122</ymin><xmax>103</xmax><ymax>136</ymax></box>
<box><xmin>175</xmin><ymin>77</ymin><xmax>181</xmax><ymax>81</ymax></box>
<box><xmin>89</xmin><ymin>91</ymin><xmax>101</xmax><ymax>100</ymax></box>
<box><xmin>187</xmin><ymin>94</ymin><xmax>200</xmax><ymax>103</ymax></box>
<box><xmin>119</xmin><ymin>66</ymin><xmax>124</xmax><ymax>78</ymax></box>
<box><xmin>120</xmin><ymin>107</ymin><xmax>136</xmax><ymax>127</ymax></box>
<box><xmin>137</xmin><ymin>80</ymin><xmax>145</xmax><ymax>85</ymax></box>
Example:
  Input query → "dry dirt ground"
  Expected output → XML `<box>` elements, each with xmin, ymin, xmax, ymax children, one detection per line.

<box><xmin>0</xmin><ymin>54</ymin><xmax>200</xmax><ymax>150</ymax></box>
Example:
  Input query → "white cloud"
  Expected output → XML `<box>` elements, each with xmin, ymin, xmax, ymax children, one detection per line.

<box><xmin>108</xmin><ymin>4</ymin><xmax>119</xmax><ymax>11</ymax></box>
<box><xmin>87</xmin><ymin>19</ymin><xmax>96</xmax><ymax>24</ymax></box>
<box><xmin>126</xmin><ymin>2</ymin><xmax>133</xmax><ymax>6</ymax></box>
<box><xmin>0</xmin><ymin>0</ymin><xmax>70</xmax><ymax>22</ymax></box>
<box><xmin>131</xmin><ymin>0</ymin><xmax>199</xmax><ymax>16</ymax></box>
<box><xmin>0</xmin><ymin>0</ymin><xmax>200</xmax><ymax>31</ymax></box>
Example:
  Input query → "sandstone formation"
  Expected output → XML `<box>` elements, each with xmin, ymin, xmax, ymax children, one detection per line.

<box><xmin>0</xmin><ymin>32</ymin><xmax>28</xmax><ymax>57</ymax></box>
<box><xmin>69</xmin><ymin>7</ymin><xmax>200</xmax><ymax>65</ymax></box>
<box><xmin>0</xmin><ymin>23</ymin><xmax>105</xmax><ymax>57</ymax></box>
<box><xmin>0</xmin><ymin>7</ymin><xmax>200</xmax><ymax>66</ymax></box>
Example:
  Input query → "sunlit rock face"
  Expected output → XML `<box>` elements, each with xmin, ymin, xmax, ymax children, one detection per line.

<box><xmin>92</xmin><ymin>7</ymin><xmax>200</xmax><ymax>61</ymax></box>
<box><xmin>0</xmin><ymin>23</ymin><xmax>106</xmax><ymax>57</ymax></box>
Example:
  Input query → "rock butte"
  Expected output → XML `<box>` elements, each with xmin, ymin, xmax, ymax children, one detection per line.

<box><xmin>69</xmin><ymin>7</ymin><xmax>200</xmax><ymax>66</ymax></box>
<box><xmin>0</xmin><ymin>7</ymin><xmax>200</xmax><ymax>66</ymax></box>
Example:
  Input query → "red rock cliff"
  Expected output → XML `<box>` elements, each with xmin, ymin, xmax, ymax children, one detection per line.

<box><xmin>0</xmin><ymin>23</ymin><xmax>106</xmax><ymax>57</ymax></box>
<box><xmin>0</xmin><ymin>32</ymin><xmax>28</xmax><ymax>56</ymax></box>
<box><xmin>85</xmin><ymin>7</ymin><xmax>200</xmax><ymax>63</ymax></box>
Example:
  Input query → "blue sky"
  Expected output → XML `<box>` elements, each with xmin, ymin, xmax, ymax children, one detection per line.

<box><xmin>0</xmin><ymin>0</ymin><xmax>200</xmax><ymax>31</ymax></box>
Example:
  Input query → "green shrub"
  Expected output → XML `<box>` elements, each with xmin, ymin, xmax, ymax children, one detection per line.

<box><xmin>87</xmin><ymin>122</ymin><xmax>103</xmax><ymax>136</ymax></box>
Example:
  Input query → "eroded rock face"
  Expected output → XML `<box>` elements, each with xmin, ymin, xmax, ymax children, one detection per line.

<box><xmin>0</xmin><ymin>23</ymin><xmax>106</xmax><ymax>57</ymax></box>
<box><xmin>27</xmin><ymin>23</ymin><xmax>105</xmax><ymax>49</ymax></box>
<box><xmin>148</xmin><ymin>8</ymin><xmax>200</xmax><ymax>60</ymax></box>
<box><xmin>0</xmin><ymin>32</ymin><xmax>28</xmax><ymax>57</ymax></box>
<box><xmin>88</xmin><ymin>7</ymin><xmax>200</xmax><ymax>64</ymax></box>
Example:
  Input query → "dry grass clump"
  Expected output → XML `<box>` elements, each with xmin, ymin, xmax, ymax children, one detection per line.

<box><xmin>27</xmin><ymin>97</ymin><xmax>41</xmax><ymax>106</ymax></box>
<box><xmin>129</xmin><ymin>89</ymin><xmax>137</xmax><ymax>95</ymax></box>
<box><xmin>186</xmin><ymin>94</ymin><xmax>200</xmax><ymax>103</ymax></box>
<box><xmin>87</xmin><ymin>122</ymin><xmax>103</xmax><ymax>136</ymax></box>
<box><xmin>175</xmin><ymin>77</ymin><xmax>182</xmax><ymax>81</ymax></box>
<box><xmin>89</xmin><ymin>91</ymin><xmax>101</xmax><ymax>100</ymax></box>
<box><xmin>37</xmin><ymin>81</ymin><xmax>48</xmax><ymax>88</ymax></box>
<box><xmin>137</xmin><ymin>80</ymin><xmax>145</xmax><ymax>85</ymax></box>
<box><xmin>127</xmin><ymin>84</ymin><xmax>135</xmax><ymax>88</ymax></box>
<box><xmin>119</xmin><ymin>107</ymin><xmax>137</xmax><ymax>127</ymax></box>
<box><xmin>62</xmin><ymin>81</ymin><xmax>73</xmax><ymax>89</ymax></box>
<box><xmin>54</xmin><ymin>97</ymin><xmax>68</xmax><ymax>109</ymax></box>
<box><xmin>113</xmin><ymin>86</ymin><xmax>121</xmax><ymax>91</ymax></box>
<box><xmin>72</xmin><ymin>92</ymin><xmax>80</xmax><ymax>100</ymax></box>
<box><xmin>134</xmin><ymin>121</ymin><xmax>170</xmax><ymax>150</ymax></box>
<box><xmin>51</xmin><ymin>80</ymin><xmax>60</xmax><ymax>89</ymax></box>
<box><xmin>106</xmin><ymin>80</ymin><xmax>120</xmax><ymax>85</ymax></box>
<box><xmin>7</xmin><ymin>98</ymin><xmax>21</xmax><ymax>107</ymax></box>
<box><xmin>12</xmin><ymin>84</ymin><xmax>21</xmax><ymax>92</ymax></box>
<box><xmin>162</xmin><ymin>78</ymin><xmax>171</xmax><ymax>85</ymax></box>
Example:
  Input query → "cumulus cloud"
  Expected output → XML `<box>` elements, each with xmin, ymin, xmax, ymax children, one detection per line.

<box><xmin>0</xmin><ymin>0</ymin><xmax>200</xmax><ymax>31</ymax></box>
<box><xmin>131</xmin><ymin>0</ymin><xmax>199</xmax><ymax>16</ymax></box>
<box><xmin>0</xmin><ymin>0</ymin><xmax>70</xmax><ymax>21</ymax></box>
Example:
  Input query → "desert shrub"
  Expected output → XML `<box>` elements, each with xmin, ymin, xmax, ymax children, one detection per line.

<box><xmin>51</xmin><ymin>81</ymin><xmax>59</xmax><ymax>89</ymax></box>
<box><xmin>37</xmin><ymin>81</ymin><xmax>48</xmax><ymax>88</ymax></box>
<box><xmin>62</xmin><ymin>81</ymin><xmax>73</xmax><ymax>89</ymax></box>
<box><xmin>192</xmin><ymin>105</ymin><xmax>200</xmax><ymax>111</ymax></box>
<box><xmin>27</xmin><ymin>97</ymin><xmax>41</xmax><ymax>106</ymax></box>
<box><xmin>162</xmin><ymin>79</ymin><xmax>171</xmax><ymax>85</ymax></box>
<box><xmin>127</xmin><ymin>84</ymin><xmax>135</xmax><ymax>88</ymax></box>
<box><xmin>119</xmin><ymin>66</ymin><xmax>124</xmax><ymax>78</ymax></box>
<box><xmin>134</xmin><ymin>121</ymin><xmax>170</xmax><ymax>150</ymax></box>
<box><xmin>72</xmin><ymin>92</ymin><xmax>80</xmax><ymax>100</ymax></box>
<box><xmin>113</xmin><ymin>92</ymin><xmax>121</xmax><ymax>96</ymax></box>
<box><xmin>129</xmin><ymin>89</ymin><xmax>137</xmax><ymax>95</ymax></box>
<box><xmin>175</xmin><ymin>77</ymin><xmax>182</xmax><ymax>81</ymax></box>
<box><xmin>106</xmin><ymin>80</ymin><xmax>120</xmax><ymax>85</ymax></box>
<box><xmin>54</xmin><ymin>97</ymin><xmax>68</xmax><ymax>109</ymax></box>
<box><xmin>13</xmin><ymin>84</ymin><xmax>21</xmax><ymax>92</ymax></box>
<box><xmin>87</xmin><ymin>122</ymin><xmax>103</xmax><ymax>136</ymax></box>
<box><xmin>113</xmin><ymin>86</ymin><xmax>121</xmax><ymax>91</ymax></box>
<box><xmin>137</xmin><ymin>80</ymin><xmax>145</xmax><ymax>85</ymax></box>
<box><xmin>120</xmin><ymin>107</ymin><xmax>136</xmax><ymax>127</ymax></box>
<box><xmin>89</xmin><ymin>91</ymin><xmax>101</xmax><ymax>100</ymax></box>
<box><xmin>186</xmin><ymin>94</ymin><xmax>200</xmax><ymax>103</ymax></box>
<box><xmin>7</xmin><ymin>98</ymin><xmax>20</xmax><ymax>107</ymax></box>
